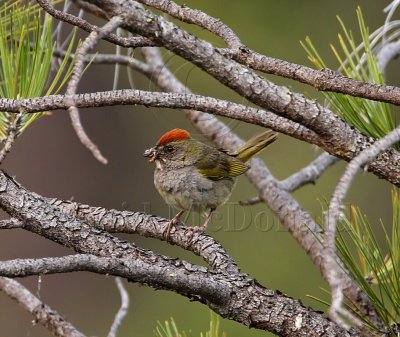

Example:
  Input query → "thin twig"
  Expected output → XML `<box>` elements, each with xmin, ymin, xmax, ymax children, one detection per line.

<box><xmin>0</xmin><ymin>113</ymin><xmax>22</xmax><ymax>164</ymax></box>
<box><xmin>324</xmin><ymin>124</ymin><xmax>400</xmax><ymax>328</ymax></box>
<box><xmin>65</xmin><ymin>16</ymin><xmax>123</xmax><ymax>164</ymax></box>
<box><xmin>112</xmin><ymin>29</ymin><xmax>122</xmax><ymax>91</ymax></box>
<box><xmin>54</xmin><ymin>49</ymin><xmax>151</xmax><ymax>73</ymax></box>
<box><xmin>240</xmin><ymin>153</ymin><xmax>338</xmax><ymax>205</ymax></box>
<box><xmin>53</xmin><ymin>0</ymin><xmax>73</xmax><ymax>45</ymax></box>
<box><xmin>279</xmin><ymin>153</ymin><xmax>338</xmax><ymax>192</ymax></box>
<box><xmin>0</xmin><ymin>277</ymin><xmax>86</xmax><ymax>337</ymax></box>
<box><xmin>36</xmin><ymin>0</ymin><xmax>153</xmax><ymax>48</ymax></box>
<box><xmin>376</xmin><ymin>39</ymin><xmax>400</xmax><ymax>72</ymax></box>
<box><xmin>239</xmin><ymin>196</ymin><xmax>261</xmax><ymax>206</ymax></box>
<box><xmin>107</xmin><ymin>278</ymin><xmax>130</xmax><ymax>337</ymax></box>
<box><xmin>60</xmin><ymin>9</ymin><xmax>84</xmax><ymax>51</ymax></box>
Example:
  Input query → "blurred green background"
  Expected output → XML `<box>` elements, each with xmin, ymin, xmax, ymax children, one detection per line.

<box><xmin>0</xmin><ymin>0</ymin><xmax>396</xmax><ymax>336</ymax></box>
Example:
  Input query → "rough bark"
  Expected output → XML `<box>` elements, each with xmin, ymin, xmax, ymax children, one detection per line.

<box><xmin>0</xmin><ymin>170</ymin><xmax>356</xmax><ymax>337</ymax></box>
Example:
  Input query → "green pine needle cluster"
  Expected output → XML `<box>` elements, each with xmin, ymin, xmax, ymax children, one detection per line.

<box><xmin>336</xmin><ymin>188</ymin><xmax>400</xmax><ymax>334</ymax></box>
<box><xmin>301</xmin><ymin>7</ymin><xmax>396</xmax><ymax>141</ymax></box>
<box><xmin>154</xmin><ymin>311</ymin><xmax>227</xmax><ymax>337</ymax></box>
<box><xmin>0</xmin><ymin>0</ymin><xmax>75</xmax><ymax>138</ymax></box>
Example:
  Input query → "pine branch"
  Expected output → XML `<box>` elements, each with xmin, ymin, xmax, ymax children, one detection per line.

<box><xmin>0</xmin><ymin>170</ymin><xmax>353</xmax><ymax>337</ymax></box>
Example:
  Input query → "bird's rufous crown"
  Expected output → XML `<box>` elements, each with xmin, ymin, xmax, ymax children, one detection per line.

<box><xmin>157</xmin><ymin>128</ymin><xmax>191</xmax><ymax>145</ymax></box>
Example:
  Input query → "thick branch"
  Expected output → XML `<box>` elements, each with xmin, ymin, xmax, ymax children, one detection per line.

<box><xmin>0</xmin><ymin>171</ymin><xmax>230</xmax><ymax>302</ymax></box>
<box><xmin>0</xmin><ymin>277</ymin><xmax>86</xmax><ymax>337</ymax></box>
<box><xmin>47</xmin><ymin>199</ymin><xmax>241</xmax><ymax>274</ymax></box>
<box><xmin>231</xmin><ymin>48</ymin><xmax>400</xmax><ymax>106</ymax></box>
<box><xmin>0</xmin><ymin>254</ymin><xmax>224</xmax><ymax>303</ymax></box>
<box><xmin>0</xmin><ymin>254</ymin><xmax>228</xmax><ymax>306</ymax></box>
<box><xmin>0</xmin><ymin>255</ymin><xmax>116</xmax><ymax>277</ymax></box>
<box><xmin>0</xmin><ymin>171</ymin><xmax>354</xmax><ymax>337</ymax></box>
<box><xmin>135</xmin><ymin>0</ymin><xmax>242</xmax><ymax>48</ymax></box>
<box><xmin>0</xmin><ymin>256</ymin><xmax>353</xmax><ymax>337</ymax></box>
<box><xmin>0</xmin><ymin>91</ymin><xmax>317</xmax><ymax>144</ymax></box>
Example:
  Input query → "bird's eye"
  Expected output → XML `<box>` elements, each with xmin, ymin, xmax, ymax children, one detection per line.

<box><xmin>165</xmin><ymin>145</ymin><xmax>174</xmax><ymax>153</ymax></box>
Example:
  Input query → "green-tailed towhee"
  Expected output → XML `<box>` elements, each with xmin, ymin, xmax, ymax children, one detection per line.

<box><xmin>143</xmin><ymin>128</ymin><xmax>277</xmax><ymax>235</ymax></box>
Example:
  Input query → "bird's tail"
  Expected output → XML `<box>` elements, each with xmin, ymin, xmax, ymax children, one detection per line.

<box><xmin>235</xmin><ymin>129</ymin><xmax>278</xmax><ymax>162</ymax></box>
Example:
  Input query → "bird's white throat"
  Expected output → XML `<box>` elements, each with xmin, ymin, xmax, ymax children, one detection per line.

<box><xmin>155</xmin><ymin>159</ymin><xmax>163</xmax><ymax>170</ymax></box>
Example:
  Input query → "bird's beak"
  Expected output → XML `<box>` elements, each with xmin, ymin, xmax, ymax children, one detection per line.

<box><xmin>143</xmin><ymin>146</ymin><xmax>158</xmax><ymax>163</ymax></box>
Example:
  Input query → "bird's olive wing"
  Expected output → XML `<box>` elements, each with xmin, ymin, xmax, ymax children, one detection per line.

<box><xmin>195</xmin><ymin>150</ymin><xmax>248</xmax><ymax>181</ymax></box>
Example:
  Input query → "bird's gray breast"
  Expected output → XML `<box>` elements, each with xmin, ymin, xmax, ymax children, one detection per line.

<box><xmin>154</xmin><ymin>165</ymin><xmax>235</xmax><ymax>213</ymax></box>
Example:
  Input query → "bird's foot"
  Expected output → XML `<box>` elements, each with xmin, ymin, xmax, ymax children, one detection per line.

<box><xmin>187</xmin><ymin>226</ymin><xmax>206</xmax><ymax>242</ymax></box>
<box><xmin>164</xmin><ymin>210</ymin><xmax>185</xmax><ymax>240</ymax></box>
<box><xmin>190</xmin><ymin>226</ymin><xmax>206</xmax><ymax>233</ymax></box>
<box><xmin>187</xmin><ymin>208</ymin><xmax>214</xmax><ymax>240</ymax></box>
<box><xmin>164</xmin><ymin>219</ymin><xmax>176</xmax><ymax>240</ymax></box>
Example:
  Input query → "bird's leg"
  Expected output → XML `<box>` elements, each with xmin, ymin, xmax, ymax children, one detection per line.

<box><xmin>202</xmin><ymin>208</ymin><xmax>216</xmax><ymax>230</ymax></box>
<box><xmin>192</xmin><ymin>208</ymin><xmax>216</xmax><ymax>233</ymax></box>
<box><xmin>165</xmin><ymin>209</ymin><xmax>185</xmax><ymax>238</ymax></box>
<box><xmin>183</xmin><ymin>205</ymin><xmax>193</xmax><ymax>223</ymax></box>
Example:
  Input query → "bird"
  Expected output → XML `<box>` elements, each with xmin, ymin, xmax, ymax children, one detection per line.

<box><xmin>143</xmin><ymin>128</ymin><xmax>277</xmax><ymax>236</ymax></box>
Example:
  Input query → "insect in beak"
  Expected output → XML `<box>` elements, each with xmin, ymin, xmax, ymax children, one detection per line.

<box><xmin>143</xmin><ymin>147</ymin><xmax>158</xmax><ymax>163</ymax></box>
